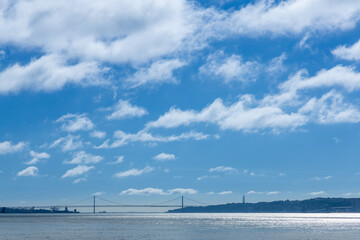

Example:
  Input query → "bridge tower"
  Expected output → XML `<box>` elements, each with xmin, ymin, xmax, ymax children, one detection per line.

<box><xmin>93</xmin><ymin>196</ymin><xmax>96</xmax><ymax>214</ymax></box>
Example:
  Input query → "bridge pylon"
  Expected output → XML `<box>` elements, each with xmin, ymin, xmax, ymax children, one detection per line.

<box><xmin>93</xmin><ymin>196</ymin><xmax>95</xmax><ymax>214</ymax></box>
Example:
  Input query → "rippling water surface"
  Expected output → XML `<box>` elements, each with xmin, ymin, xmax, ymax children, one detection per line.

<box><xmin>1</xmin><ymin>213</ymin><xmax>360</xmax><ymax>240</ymax></box>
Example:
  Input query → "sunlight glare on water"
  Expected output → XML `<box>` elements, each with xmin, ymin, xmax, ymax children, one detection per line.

<box><xmin>1</xmin><ymin>213</ymin><xmax>360</xmax><ymax>240</ymax></box>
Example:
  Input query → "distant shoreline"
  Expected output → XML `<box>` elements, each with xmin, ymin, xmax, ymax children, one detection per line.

<box><xmin>1</xmin><ymin>207</ymin><xmax>78</xmax><ymax>214</ymax></box>
<box><xmin>168</xmin><ymin>197</ymin><xmax>360</xmax><ymax>213</ymax></box>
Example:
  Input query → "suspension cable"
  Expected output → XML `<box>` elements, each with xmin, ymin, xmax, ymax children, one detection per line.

<box><xmin>183</xmin><ymin>196</ymin><xmax>210</xmax><ymax>206</ymax></box>
<box><xmin>149</xmin><ymin>196</ymin><xmax>182</xmax><ymax>205</ymax></box>
<box><xmin>95</xmin><ymin>196</ymin><xmax>126</xmax><ymax>205</ymax></box>
<box><xmin>62</xmin><ymin>196</ymin><xmax>93</xmax><ymax>206</ymax></box>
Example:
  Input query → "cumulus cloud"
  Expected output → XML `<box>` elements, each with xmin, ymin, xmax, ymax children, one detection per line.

<box><xmin>308</xmin><ymin>191</ymin><xmax>325</xmax><ymax>196</ymax></box>
<box><xmin>267</xmin><ymin>191</ymin><xmax>280</xmax><ymax>195</ymax></box>
<box><xmin>127</xmin><ymin>59</ymin><xmax>186</xmax><ymax>88</ymax></box>
<box><xmin>92</xmin><ymin>192</ymin><xmax>105</xmax><ymax>196</ymax></box>
<box><xmin>73</xmin><ymin>178</ymin><xmax>87</xmax><ymax>184</ymax></box>
<box><xmin>62</xmin><ymin>165</ymin><xmax>94</xmax><ymax>178</ymax></box>
<box><xmin>0</xmin><ymin>0</ymin><xmax>199</xmax><ymax>63</ymax></box>
<box><xmin>168</xmin><ymin>188</ymin><xmax>197</xmax><ymax>195</ymax></box>
<box><xmin>280</xmin><ymin>66</ymin><xmax>360</xmax><ymax>93</ymax></box>
<box><xmin>312</xmin><ymin>176</ymin><xmax>333</xmax><ymax>181</ymax></box>
<box><xmin>247</xmin><ymin>191</ymin><xmax>262</xmax><ymax>195</ymax></box>
<box><xmin>17</xmin><ymin>166</ymin><xmax>38</xmax><ymax>177</ymax></box>
<box><xmin>197</xmin><ymin>175</ymin><xmax>220</xmax><ymax>181</ymax></box>
<box><xmin>147</xmin><ymin>64</ymin><xmax>360</xmax><ymax>132</ymax></box>
<box><xmin>218</xmin><ymin>191</ymin><xmax>232</xmax><ymax>195</ymax></box>
<box><xmin>114</xmin><ymin>166</ymin><xmax>154</xmax><ymax>178</ymax></box>
<box><xmin>90</xmin><ymin>130</ymin><xmax>106</xmax><ymax>139</ymax></box>
<box><xmin>332</xmin><ymin>39</ymin><xmax>360</xmax><ymax>61</ymax></box>
<box><xmin>299</xmin><ymin>90</ymin><xmax>360</xmax><ymax>124</ymax></box>
<box><xmin>64</xmin><ymin>151</ymin><xmax>103</xmax><ymax>165</ymax></box>
<box><xmin>97</xmin><ymin>130</ymin><xmax>209</xmax><ymax>148</ymax></box>
<box><xmin>209</xmin><ymin>166</ymin><xmax>237</xmax><ymax>173</ymax></box>
<box><xmin>247</xmin><ymin>190</ymin><xmax>280</xmax><ymax>195</ymax></box>
<box><xmin>120</xmin><ymin>187</ymin><xmax>197</xmax><ymax>195</ymax></box>
<box><xmin>50</xmin><ymin>135</ymin><xmax>83</xmax><ymax>152</ymax></box>
<box><xmin>24</xmin><ymin>150</ymin><xmax>50</xmax><ymax>165</ymax></box>
<box><xmin>120</xmin><ymin>188</ymin><xmax>166</xmax><ymax>195</ymax></box>
<box><xmin>200</xmin><ymin>52</ymin><xmax>259</xmax><ymax>83</ymax></box>
<box><xmin>226</xmin><ymin>0</ymin><xmax>360</xmax><ymax>35</ymax></box>
<box><xmin>0</xmin><ymin>141</ymin><xmax>25</xmax><ymax>154</ymax></box>
<box><xmin>153</xmin><ymin>153</ymin><xmax>176</xmax><ymax>162</ymax></box>
<box><xmin>108</xmin><ymin>156</ymin><xmax>124</xmax><ymax>165</ymax></box>
<box><xmin>106</xmin><ymin>100</ymin><xmax>147</xmax><ymax>120</ymax></box>
<box><xmin>147</xmin><ymin>97</ymin><xmax>306</xmax><ymax>131</ymax></box>
<box><xmin>56</xmin><ymin>113</ymin><xmax>94</xmax><ymax>132</ymax></box>
<box><xmin>0</xmin><ymin>54</ymin><xmax>106</xmax><ymax>94</ymax></box>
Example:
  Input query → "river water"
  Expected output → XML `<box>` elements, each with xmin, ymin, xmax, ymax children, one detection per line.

<box><xmin>1</xmin><ymin>213</ymin><xmax>360</xmax><ymax>240</ymax></box>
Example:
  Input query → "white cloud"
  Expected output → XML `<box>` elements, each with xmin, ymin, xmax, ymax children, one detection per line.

<box><xmin>0</xmin><ymin>0</ymin><xmax>199</xmax><ymax>64</ymax></box>
<box><xmin>299</xmin><ymin>90</ymin><xmax>360</xmax><ymax>124</ymax></box>
<box><xmin>56</xmin><ymin>113</ymin><xmax>94</xmax><ymax>132</ymax></box>
<box><xmin>332</xmin><ymin>39</ymin><xmax>360</xmax><ymax>61</ymax></box>
<box><xmin>200</xmin><ymin>53</ymin><xmax>259</xmax><ymax>83</ymax></box>
<box><xmin>106</xmin><ymin>100</ymin><xmax>147</xmax><ymax>120</ymax></box>
<box><xmin>30</xmin><ymin>150</ymin><xmax>50</xmax><ymax>159</ymax></box>
<box><xmin>197</xmin><ymin>175</ymin><xmax>219</xmax><ymax>181</ymax></box>
<box><xmin>50</xmin><ymin>135</ymin><xmax>83</xmax><ymax>152</ymax></box>
<box><xmin>1</xmin><ymin>0</ymin><xmax>360</xmax><ymax>96</ymax></box>
<box><xmin>218</xmin><ymin>191</ymin><xmax>232</xmax><ymax>195</ymax></box>
<box><xmin>280</xmin><ymin>66</ymin><xmax>360</xmax><ymax>93</ymax></box>
<box><xmin>120</xmin><ymin>187</ymin><xmax>197</xmax><ymax>195</ymax></box>
<box><xmin>64</xmin><ymin>151</ymin><xmax>103</xmax><ymax>165</ymax></box>
<box><xmin>266</xmin><ymin>53</ymin><xmax>287</xmax><ymax>75</ymax></box>
<box><xmin>1</xmin><ymin>0</ymin><xmax>359</xmax><ymax>71</ymax></box>
<box><xmin>148</xmin><ymin>64</ymin><xmax>360</xmax><ymax>132</ymax></box>
<box><xmin>92</xmin><ymin>192</ymin><xmax>105</xmax><ymax>196</ymax></box>
<box><xmin>312</xmin><ymin>176</ymin><xmax>333</xmax><ymax>181</ymax></box>
<box><xmin>0</xmin><ymin>54</ymin><xmax>106</xmax><ymax>94</ymax></box>
<box><xmin>267</xmin><ymin>191</ymin><xmax>280</xmax><ymax>195</ymax></box>
<box><xmin>120</xmin><ymin>188</ymin><xmax>166</xmax><ymax>196</ymax></box>
<box><xmin>90</xmin><ymin>130</ymin><xmax>106</xmax><ymax>139</ymax></box>
<box><xmin>247</xmin><ymin>190</ymin><xmax>280</xmax><ymax>195</ymax></box>
<box><xmin>0</xmin><ymin>141</ymin><xmax>25</xmax><ymax>154</ymax></box>
<box><xmin>73</xmin><ymin>178</ymin><xmax>87</xmax><ymax>184</ymax></box>
<box><xmin>146</xmin><ymin>97</ymin><xmax>307</xmax><ymax>131</ymax></box>
<box><xmin>62</xmin><ymin>165</ymin><xmax>94</xmax><ymax>178</ymax></box>
<box><xmin>127</xmin><ymin>59</ymin><xmax>186</xmax><ymax>88</ymax></box>
<box><xmin>247</xmin><ymin>191</ymin><xmax>263</xmax><ymax>195</ymax></box>
<box><xmin>24</xmin><ymin>150</ymin><xmax>50</xmax><ymax>165</ymax></box>
<box><xmin>114</xmin><ymin>166</ymin><xmax>154</xmax><ymax>178</ymax></box>
<box><xmin>98</xmin><ymin>130</ymin><xmax>209</xmax><ymax>148</ymax></box>
<box><xmin>209</xmin><ymin>166</ymin><xmax>237</xmax><ymax>173</ymax></box>
<box><xmin>226</xmin><ymin>0</ymin><xmax>360</xmax><ymax>35</ymax></box>
<box><xmin>308</xmin><ymin>191</ymin><xmax>325</xmax><ymax>196</ymax></box>
<box><xmin>110</xmin><ymin>156</ymin><xmax>124</xmax><ymax>165</ymax></box>
<box><xmin>153</xmin><ymin>153</ymin><xmax>176</xmax><ymax>162</ymax></box>
<box><xmin>197</xmin><ymin>175</ymin><xmax>208</xmax><ymax>181</ymax></box>
<box><xmin>17</xmin><ymin>166</ymin><xmax>38</xmax><ymax>177</ymax></box>
<box><xmin>168</xmin><ymin>188</ymin><xmax>197</xmax><ymax>195</ymax></box>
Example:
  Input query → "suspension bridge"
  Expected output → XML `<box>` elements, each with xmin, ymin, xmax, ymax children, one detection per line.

<box><xmin>2</xmin><ymin>195</ymin><xmax>210</xmax><ymax>213</ymax></box>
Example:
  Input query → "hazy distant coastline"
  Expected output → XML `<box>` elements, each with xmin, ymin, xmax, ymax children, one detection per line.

<box><xmin>168</xmin><ymin>198</ymin><xmax>360</xmax><ymax>213</ymax></box>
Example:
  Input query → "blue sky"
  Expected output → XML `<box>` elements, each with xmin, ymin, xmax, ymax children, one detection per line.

<box><xmin>1</xmin><ymin>0</ymin><xmax>360</xmax><ymax>207</ymax></box>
